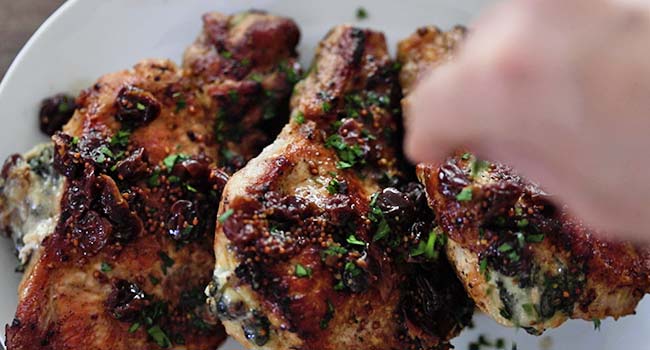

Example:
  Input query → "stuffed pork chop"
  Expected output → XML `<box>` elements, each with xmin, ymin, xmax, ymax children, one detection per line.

<box><xmin>208</xmin><ymin>25</ymin><xmax>474</xmax><ymax>350</ymax></box>
<box><xmin>0</xmin><ymin>10</ymin><xmax>300</xmax><ymax>349</ymax></box>
<box><xmin>397</xmin><ymin>26</ymin><xmax>650</xmax><ymax>334</ymax></box>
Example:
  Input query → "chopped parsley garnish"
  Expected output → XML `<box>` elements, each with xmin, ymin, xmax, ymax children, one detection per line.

<box><xmin>100</xmin><ymin>262</ymin><xmax>112</xmax><ymax>273</ymax></box>
<box><xmin>294</xmin><ymin>111</ymin><xmax>305</xmax><ymax>125</ymax></box>
<box><xmin>462</xmin><ymin>152</ymin><xmax>472</xmax><ymax>160</ymax></box>
<box><xmin>410</xmin><ymin>228</ymin><xmax>446</xmax><ymax>260</ymax></box>
<box><xmin>71</xmin><ymin>137</ymin><xmax>80</xmax><ymax>146</ymax></box>
<box><xmin>163</xmin><ymin>153</ymin><xmax>189</xmax><ymax>170</ymax></box>
<box><xmin>110</xmin><ymin>130</ymin><xmax>131</xmax><ymax>147</ymax></box>
<box><xmin>228</xmin><ymin>90</ymin><xmax>239</xmax><ymax>103</ymax></box>
<box><xmin>372</xmin><ymin>218</ymin><xmax>390</xmax><ymax>242</ymax></box>
<box><xmin>295</xmin><ymin>264</ymin><xmax>312</xmax><ymax>278</ymax></box>
<box><xmin>593</xmin><ymin>318</ymin><xmax>602</xmax><ymax>331</ymax></box>
<box><xmin>322</xmin><ymin>101</ymin><xmax>332</xmax><ymax>113</ymax></box>
<box><xmin>322</xmin><ymin>245</ymin><xmax>347</xmax><ymax>257</ymax></box>
<box><xmin>148</xmin><ymin>168</ymin><xmax>161</xmax><ymax>187</ymax></box>
<box><xmin>526</xmin><ymin>233</ymin><xmax>545</xmax><ymax>243</ymax></box>
<box><xmin>147</xmin><ymin>325</ymin><xmax>172</xmax><ymax>348</ymax></box>
<box><xmin>356</xmin><ymin>7</ymin><xmax>368</xmax><ymax>20</ymax></box>
<box><xmin>279</xmin><ymin>60</ymin><xmax>301</xmax><ymax>84</ymax></box>
<box><xmin>469</xmin><ymin>335</ymin><xmax>509</xmax><ymax>350</ymax></box>
<box><xmin>517</xmin><ymin>218</ymin><xmax>529</xmax><ymax>228</ymax></box>
<box><xmin>218</xmin><ymin>208</ymin><xmax>234</xmax><ymax>223</ymax></box>
<box><xmin>336</xmin><ymin>161</ymin><xmax>353</xmax><ymax>169</ymax></box>
<box><xmin>250</xmin><ymin>73</ymin><xmax>264</xmax><ymax>83</ymax></box>
<box><xmin>368</xmin><ymin>192</ymin><xmax>391</xmax><ymax>242</ymax></box>
<box><xmin>136</xmin><ymin>102</ymin><xmax>146</xmax><ymax>111</ymax></box>
<box><xmin>325</xmin><ymin>134</ymin><xmax>365</xmax><ymax>170</ymax></box>
<box><xmin>185</xmin><ymin>184</ymin><xmax>198</xmax><ymax>193</ymax></box>
<box><xmin>128</xmin><ymin>322</ymin><xmax>140</xmax><ymax>333</ymax></box>
<box><xmin>522</xmin><ymin>303</ymin><xmax>537</xmax><ymax>317</ymax></box>
<box><xmin>326</xmin><ymin>178</ymin><xmax>341</xmax><ymax>194</ymax></box>
<box><xmin>469</xmin><ymin>157</ymin><xmax>490</xmax><ymax>178</ymax></box>
<box><xmin>479</xmin><ymin>258</ymin><xmax>491</xmax><ymax>281</ymax></box>
<box><xmin>456</xmin><ymin>186</ymin><xmax>473</xmax><ymax>201</ymax></box>
<box><xmin>346</xmin><ymin>234</ymin><xmax>366</xmax><ymax>246</ymax></box>
<box><xmin>320</xmin><ymin>300</ymin><xmax>335</xmax><ymax>329</ymax></box>
<box><xmin>159</xmin><ymin>252</ymin><xmax>175</xmax><ymax>275</ymax></box>
<box><xmin>149</xmin><ymin>274</ymin><xmax>160</xmax><ymax>285</ymax></box>
<box><xmin>221</xmin><ymin>50</ymin><xmax>233</xmax><ymax>59</ymax></box>
<box><xmin>172</xmin><ymin>92</ymin><xmax>187</xmax><ymax>112</ymax></box>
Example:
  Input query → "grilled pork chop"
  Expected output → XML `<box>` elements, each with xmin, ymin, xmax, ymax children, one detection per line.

<box><xmin>0</xmin><ymin>11</ymin><xmax>300</xmax><ymax>349</ymax></box>
<box><xmin>208</xmin><ymin>25</ymin><xmax>473</xmax><ymax>350</ymax></box>
<box><xmin>398</xmin><ymin>26</ymin><xmax>650</xmax><ymax>334</ymax></box>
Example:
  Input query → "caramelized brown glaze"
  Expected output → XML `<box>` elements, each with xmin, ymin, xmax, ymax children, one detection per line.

<box><xmin>3</xmin><ymin>11</ymin><xmax>300</xmax><ymax>350</ymax></box>
<box><xmin>398</xmin><ymin>26</ymin><xmax>650</xmax><ymax>334</ymax></box>
<box><xmin>209</xmin><ymin>26</ymin><xmax>473</xmax><ymax>350</ymax></box>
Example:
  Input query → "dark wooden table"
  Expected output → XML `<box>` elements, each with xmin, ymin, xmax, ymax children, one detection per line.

<box><xmin>0</xmin><ymin>0</ymin><xmax>66</xmax><ymax>79</ymax></box>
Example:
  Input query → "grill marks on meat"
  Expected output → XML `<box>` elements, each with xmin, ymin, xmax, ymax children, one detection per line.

<box><xmin>4</xmin><ymin>11</ymin><xmax>300</xmax><ymax>350</ymax></box>
<box><xmin>209</xmin><ymin>26</ymin><xmax>473</xmax><ymax>350</ymax></box>
<box><xmin>397</xmin><ymin>26</ymin><xmax>650</xmax><ymax>334</ymax></box>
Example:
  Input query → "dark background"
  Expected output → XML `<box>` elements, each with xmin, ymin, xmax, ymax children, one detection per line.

<box><xmin>0</xmin><ymin>0</ymin><xmax>66</xmax><ymax>79</ymax></box>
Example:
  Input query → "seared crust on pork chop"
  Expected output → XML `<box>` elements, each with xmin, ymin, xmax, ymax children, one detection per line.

<box><xmin>1</xmin><ymin>11</ymin><xmax>300</xmax><ymax>349</ymax></box>
<box><xmin>208</xmin><ymin>25</ymin><xmax>473</xmax><ymax>350</ymax></box>
<box><xmin>397</xmin><ymin>26</ymin><xmax>650</xmax><ymax>334</ymax></box>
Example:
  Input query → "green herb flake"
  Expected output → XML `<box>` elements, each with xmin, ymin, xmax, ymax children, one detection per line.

<box><xmin>218</xmin><ymin>208</ymin><xmax>234</xmax><ymax>224</ymax></box>
<box><xmin>110</xmin><ymin>130</ymin><xmax>131</xmax><ymax>147</ymax></box>
<box><xmin>162</xmin><ymin>153</ymin><xmax>188</xmax><ymax>170</ymax></box>
<box><xmin>322</xmin><ymin>101</ymin><xmax>332</xmax><ymax>113</ymax></box>
<box><xmin>526</xmin><ymin>233</ymin><xmax>545</xmax><ymax>243</ymax></box>
<box><xmin>356</xmin><ymin>7</ymin><xmax>368</xmax><ymax>20</ymax></box>
<box><xmin>326</xmin><ymin>178</ymin><xmax>341</xmax><ymax>194</ymax></box>
<box><xmin>185</xmin><ymin>184</ymin><xmax>198</xmax><ymax>193</ymax></box>
<box><xmin>136</xmin><ymin>102</ymin><xmax>146</xmax><ymax>111</ymax></box>
<box><xmin>250</xmin><ymin>73</ymin><xmax>264</xmax><ymax>83</ymax></box>
<box><xmin>522</xmin><ymin>303</ymin><xmax>537</xmax><ymax>317</ymax></box>
<box><xmin>294</xmin><ymin>112</ymin><xmax>305</xmax><ymax>125</ymax></box>
<box><xmin>470</xmin><ymin>158</ymin><xmax>490</xmax><ymax>178</ymax></box>
<box><xmin>149</xmin><ymin>275</ymin><xmax>160</xmax><ymax>285</ymax></box>
<box><xmin>372</xmin><ymin>218</ymin><xmax>390</xmax><ymax>241</ymax></box>
<box><xmin>58</xmin><ymin>102</ymin><xmax>70</xmax><ymax>113</ymax></box>
<box><xmin>346</xmin><ymin>234</ymin><xmax>366</xmax><ymax>246</ymax></box>
<box><xmin>147</xmin><ymin>325</ymin><xmax>172</xmax><ymax>348</ymax></box>
<box><xmin>159</xmin><ymin>252</ymin><xmax>175</xmax><ymax>275</ymax></box>
<box><xmin>498</xmin><ymin>243</ymin><xmax>514</xmax><ymax>252</ymax></box>
<box><xmin>593</xmin><ymin>318</ymin><xmax>602</xmax><ymax>331</ymax></box>
<box><xmin>128</xmin><ymin>322</ymin><xmax>140</xmax><ymax>333</ymax></box>
<box><xmin>411</xmin><ymin>228</ymin><xmax>446</xmax><ymax>260</ymax></box>
<box><xmin>336</xmin><ymin>161</ymin><xmax>353</xmax><ymax>169</ymax></box>
<box><xmin>456</xmin><ymin>186</ymin><xmax>473</xmax><ymax>201</ymax></box>
<box><xmin>517</xmin><ymin>219</ymin><xmax>529</xmax><ymax>228</ymax></box>
<box><xmin>479</xmin><ymin>258</ymin><xmax>490</xmax><ymax>281</ymax></box>
<box><xmin>100</xmin><ymin>261</ymin><xmax>112</xmax><ymax>273</ymax></box>
<box><xmin>148</xmin><ymin>169</ymin><xmax>161</xmax><ymax>187</ymax></box>
<box><xmin>462</xmin><ymin>152</ymin><xmax>472</xmax><ymax>160</ymax></box>
<box><xmin>322</xmin><ymin>245</ymin><xmax>348</xmax><ymax>257</ymax></box>
<box><xmin>320</xmin><ymin>300</ymin><xmax>335</xmax><ymax>329</ymax></box>
<box><xmin>228</xmin><ymin>90</ymin><xmax>239</xmax><ymax>103</ymax></box>
<box><xmin>334</xmin><ymin>280</ymin><xmax>345</xmax><ymax>291</ymax></box>
<box><xmin>71</xmin><ymin>137</ymin><xmax>80</xmax><ymax>146</ymax></box>
<box><xmin>221</xmin><ymin>51</ymin><xmax>233</xmax><ymax>59</ymax></box>
<box><xmin>295</xmin><ymin>264</ymin><xmax>312</xmax><ymax>278</ymax></box>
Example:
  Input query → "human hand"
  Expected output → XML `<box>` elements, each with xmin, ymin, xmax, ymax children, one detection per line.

<box><xmin>405</xmin><ymin>0</ymin><xmax>650</xmax><ymax>240</ymax></box>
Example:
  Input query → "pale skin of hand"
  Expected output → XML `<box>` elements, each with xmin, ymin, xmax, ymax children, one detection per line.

<box><xmin>405</xmin><ymin>0</ymin><xmax>650</xmax><ymax>240</ymax></box>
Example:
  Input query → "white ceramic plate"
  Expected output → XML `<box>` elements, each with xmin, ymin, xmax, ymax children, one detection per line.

<box><xmin>0</xmin><ymin>1</ymin><xmax>648</xmax><ymax>349</ymax></box>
